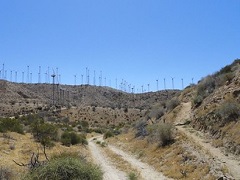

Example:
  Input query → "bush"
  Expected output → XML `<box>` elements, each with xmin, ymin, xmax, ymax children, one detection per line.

<box><xmin>123</xmin><ymin>107</ymin><xmax>128</xmax><ymax>113</ymax></box>
<box><xmin>23</xmin><ymin>153</ymin><xmax>103</xmax><ymax>180</ymax></box>
<box><xmin>0</xmin><ymin>118</ymin><xmax>24</xmax><ymax>134</ymax></box>
<box><xmin>215</xmin><ymin>64</ymin><xmax>232</xmax><ymax>76</ymax></box>
<box><xmin>149</xmin><ymin>107</ymin><xmax>165</xmax><ymax>119</ymax></box>
<box><xmin>166</xmin><ymin>98</ymin><xmax>180</xmax><ymax>111</ymax></box>
<box><xmin>215</xmin><ymin>72</ymin><xmax>234</xmax><ymax>87</ymax></box>
<box><xmin>216</xmin><ymin>101</ymin><xmax>240</xmax><ymax>123</ymax></box>
<box><xmin>103</xmin><ymin>131</ymin><xmax>114</xmax><ymax>139</ymax></box>
<box><xmin>30</xmin><ymin>120</ymin><xmax>58</xmax><ymax>147</ymax></box>
<box><xmin>134</xmin><ymin>119</ymin><xmax>148</xmax><ymax>138</ymax></box>
<box><xmin>78</xmin><ymin>120</ymin><xmax>89</xmax><ymax>132</ymax></box>
<box><xmin>193</xmin><ymin>75</ymin><xmax>216</xmax><ymax>106</ymax></box>
<box><xmin>197</xmin><ymin>75</ymin><xmax>216</xmax><ymax>97</ymax></box>
<box><xmin>128</xmin><ymin>172</ymin><xmax>138</xmax><ymax>180</ymax></box>
<box><xmin>61</xmin><ymin>132</ymin><xmax>88</xmax><ymax>146</ymax></box>
<box><xmin>19</xmin><ymin>114</ymin><xmax>38</xmax><ymax>126</ymax></box>
<box><xmin>192</xmin><ymin>95</ymin><xmax>204</xmax><ymax>107</ymax></box>
<box><xmin>91</xmin><ymin>128</ymin><xmax>106</xmax><ymax>134</ymax></box>
<box><xmin>147</xmin><ymin>123</ymin><xmax>174</xmax><ymax>147</ymax></box>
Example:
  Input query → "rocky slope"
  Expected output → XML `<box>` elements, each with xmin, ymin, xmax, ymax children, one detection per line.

<box><xmin>190</xmin><ymin>59</ymin><xmax>240</xmax><ymax>155</ymax></box>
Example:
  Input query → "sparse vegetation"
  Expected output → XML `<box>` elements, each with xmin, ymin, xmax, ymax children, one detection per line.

<box><xmin>103</xmin><ymin>130</ymin><xmax>114</xmax><ymax>139</ymax></box>
<box><xmin>215</xmin><ymin>72</ymin><xmax>234</xmax><ymax>87</ymax></box>
<box><xmin>30</xmin><ymin>119</ymin><xmax>58</xmax><ymax>147</ymax></box>
<box><xmin>23</xmin><ymin>153</ymin><xmax>103</xmax><ymax>180</ymax></box>
<box><xmin>192</xmin><ymin>95</ymin><xmax>204</xmax><ymax>107</ymax></box>
<box><xmin>192</xmin><ymin>75</ymin><xmax>216</xmax><ymax>107</ymax></box>
<box><xmin>61</xmin><ymin>131</ymin><xmax>88</xmax><ymax>146</ymax></box>
<box><xmin>147</xmin><ymin>123</ymin><xmax>174</xmax><ymax>147</ymax></box>
<box><xmin>134</xmin><ymin>119</ymin><xmax>148</xmax><ymax>138</ymax></box>
<box><xmin>166</xmin><ymin>98</ymin><xmax>180</xmax><ymax>111</ymax></box>
<box><xmin>0</xmin><ymin>118</ymin><xmax>24</xmax><ymax>134</ymax></box>
<box><xmin>128</xmin><ymin>172</ymin><xmax>138</xmax><ymax>180</ymax></box>
<box><xmin>216</xmin><ymin>100</ymin><xmax>240</xmax><ymax>123</ymax></box>
<box><xmin>149</xmin><ymin>106</ymin><xmax>165</xmax><ymax>119</ymax></box>
<box><xmin>193</xmin><ymin>60</ymin><xmax>240</xmax><ymax>107</ymax></box>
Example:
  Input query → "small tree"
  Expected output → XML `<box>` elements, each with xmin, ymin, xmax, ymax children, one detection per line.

<box><xmin>30</xmin><ymin>119</ymin><xmax>57</xmax><ymax>160</ymax></box>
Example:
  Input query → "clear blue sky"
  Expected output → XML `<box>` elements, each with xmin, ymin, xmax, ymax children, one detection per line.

<box><xmin>0</xmin><ymin>0</ymin><xmax>239</xmax><ymax>92</ymax></box>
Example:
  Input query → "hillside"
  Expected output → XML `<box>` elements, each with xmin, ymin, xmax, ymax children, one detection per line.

<box><xmin>108</xmin><ymin>59</ymin><xmax>240</xmax><ymax>179</ymax></box>
<box><xmin>191</xmin><ymin>59</ymin><xmax>240</xmax><ymax>155</ymax></box>
<box><xmin>0</xmin><ymin>81</ymin><xmax>178</xmax><ymax>117</ymax></box>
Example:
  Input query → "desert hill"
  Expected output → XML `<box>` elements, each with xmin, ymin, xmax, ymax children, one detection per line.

<box><xmin>0</xmin><ymin>80</ymin><xmax>178</xmax><ymax>117</ymax></box>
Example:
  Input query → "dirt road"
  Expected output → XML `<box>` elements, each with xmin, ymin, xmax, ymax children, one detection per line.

<box><xmin>175</xmin><ymin>102</ymin><xmax>240</xmax><ymax>179</ymax></box>
<box><xmin>108</xmin><ymin>145</ymin><xmax>170</xmax><ymax>180</ymax></box>
<box><xmin>88</xmin><ymin>137</ymin><xmax>127</xmax><ymax>180</ymax></box>
<box><xmin>89</xmin><ymin>136</ymin><xmax>170</xmax><ymax>180</ymax></box>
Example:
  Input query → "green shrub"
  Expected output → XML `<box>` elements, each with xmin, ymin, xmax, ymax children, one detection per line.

<box><xmin>100</xmin><ymin>141</ymin><xmax>108</xmax><ymax>147</ymax></box>
<box><xmin>103</xmin><ymin>131</ymin><xmax>114</xmax><ymax>139</ymax></box>
<box><xmin>77</xmin><ymin>120</ymin><xmax>90</xmax><ymax>132</ymax></box>
<box><xmin>23</xmin><ymin>153</ymin><xmax>103</xmax><ymax>180</ymax></box>
<box><xmin>18</xmin><ymin>114</ymin><xmax>36</xmax><ymax>126</ymax></box>
<box><xmin>0</xmin><ymin>118</ymin><xmax>24</xmax><ymax>134</ymax></box>
<box><xmin>192</xmin><ymin>95</ymin><xmax>204</xmax><ymax>107</ymax></box>
<box><xmin>91</xmin><ymin>128</ymin><xmax>106</xmax><ymax>134</ymax></box>
<box><xmin>128</xmin><ymin>172</ymin><xmax>138</xmax><ymax>180</ymax></box>
<box><xmin>147</xmin><ymin>123</ymin><xmax>174</xmax><ymax>147</ymax></box>
<box><xmin>30</xmin><ymin>120</ymin><xmax>57</xmax><ymax>147</ymax></box>
<box><xmin>61</xmin><ymin>132</ymin><xmax>88</xmax><ymax>146</ymax></box>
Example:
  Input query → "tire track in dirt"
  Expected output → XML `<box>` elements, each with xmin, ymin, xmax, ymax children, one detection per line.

<box><xmin>88</xmin><ymin>137</ymin><xmax>127</xmax><ymax>180</ymax></box>
<box><xmin>108</xmin><ymin>145</ymin><xmax>171</xmax><ymax>180</ymax></box>
<box><xmin>175</xmin><ymin>102</ymin><xmax>240</xmax><ymax>179</ymax></box>
<box><xmin>89</xmin><ymin>136</ymin><xmax>170</xmax><ymax>180</ymax></box>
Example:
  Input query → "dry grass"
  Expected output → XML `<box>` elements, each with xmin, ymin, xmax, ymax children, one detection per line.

<box><xmin>108</xmin><ymin>131</ymin><xmax>217</xmax><ymax>180</ymax></box>
<box><xmin>222</xmin><ymin>121</ymin><xmax>240</xmax><ymax>144</ymax></box>
<box><xmin>0</xmin><ymin>132</ymin><xmax>89</xmax><ymax>179</ymax></box>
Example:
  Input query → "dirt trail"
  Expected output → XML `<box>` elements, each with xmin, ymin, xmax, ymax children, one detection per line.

<box><xmin>175</xmin><ymin>102</ymin><xmax>240</xmax><ymax>179</ymax></box>
<box><xmin>89</xmin><ymin>136</ymin><xmax>170</xmax><ymax>180</ymax></box>
<box><xmin>88</xmin><ymin>137</ymin><xmax>127</xmax><ymax>180</ymax></box>
<box><xmin>108</xmin><ymin>145</ymin><xmax>171</xmax><ymax>180</ymax></box>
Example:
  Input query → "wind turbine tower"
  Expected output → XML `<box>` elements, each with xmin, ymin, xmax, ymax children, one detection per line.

<box><xmin>51</xmin><ymin>73</ymin><xmax>56</xmax><ymax>106</ymax></box>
